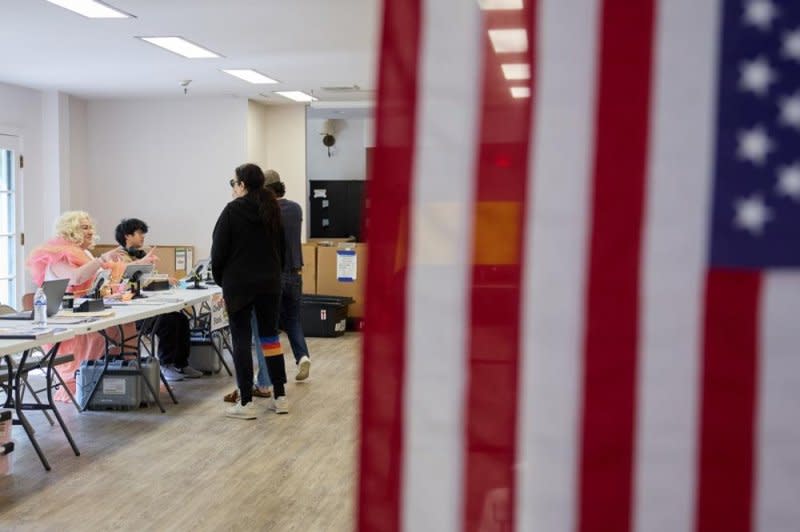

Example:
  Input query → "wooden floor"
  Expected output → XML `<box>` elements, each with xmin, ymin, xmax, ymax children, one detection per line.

<box><xmin>0</xmin><ymin>333</ymin><xmax>361</xmax><ymax>531</ymax></box>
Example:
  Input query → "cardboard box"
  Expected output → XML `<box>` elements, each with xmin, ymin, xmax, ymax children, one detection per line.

<box><xmin>93</xmin><ymin>244</ymin><xmax>195</xmax><ymax>279</ymax></box>
<box><xmin>301</xmin><ymin>243</ymin><xmax>317</xmax><ymax>294</ymax></box>
<box><xmin>315</xmin><ymin>243</ymin><xmax>367</xmax><ymax>318</ymax></box>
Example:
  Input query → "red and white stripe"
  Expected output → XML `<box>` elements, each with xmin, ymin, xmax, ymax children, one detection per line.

<box><xmin>359</xmin><ymin>0</ymin><xmax>800</xmax><ymax>531</ymax></box>
<box><xmin>403</xmin><ymin>0</ymin><xmax>481</xmax><ymax>531</ymax></box>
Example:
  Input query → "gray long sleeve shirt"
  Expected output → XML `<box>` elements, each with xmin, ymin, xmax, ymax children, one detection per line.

<box><xmin>278</xmin><ymin>198</ymin><xmax>303</xmax><ymax>273</ymax></box>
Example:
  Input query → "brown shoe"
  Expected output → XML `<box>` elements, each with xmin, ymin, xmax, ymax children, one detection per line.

<box><xmin>252</xmin><ymin>386</ymin><xmax>272</xmax><ymax>398</ymax></box>
<box><xmin>223</xmin><ymin>389</ymin><xmax>239</xmax><ymax>403</ymax></box>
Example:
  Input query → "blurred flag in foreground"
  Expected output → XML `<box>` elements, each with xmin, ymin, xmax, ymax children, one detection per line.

<box><xmin>358</xmin><ymin>0</ymin><xmax>800</xmax><ymax>531</ymax></box>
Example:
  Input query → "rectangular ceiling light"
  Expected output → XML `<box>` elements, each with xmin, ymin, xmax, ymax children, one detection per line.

<box><xmin>275</xmin><ymin>91</ymin><xmax>317</xmax><ymax>102</ymax></box>
<box><xmin>501</xmin><ymin>63</ymin><xmax>530</xmax><ymax>80</ymax></box>
<box><xmin>478</xmin><ymin>0</ymin><xmax>523</xmax><ymax>9</ymax></box>
<box><xmin>138</xmin><ymin>37</ymin><xmax>220</xmax><ymax>59</ymax></box>
<box><xmin>488</xmin><ymin>29</ymin><xmax>528</xmax><ymax>53</ymax></box>
<box><xmin>46</xmin><ymin>0</ymin><xmax>132</xmax><ymax>18</ymax></box>
<box><xmin>510</xmin><ymin>86</ymin><xmax>531</xmax><ymax>98</ymax></box>
<box><xmin>222</xmin><ymin>69</ymin><xmax>278</xmax><ymax>84</ymax></box>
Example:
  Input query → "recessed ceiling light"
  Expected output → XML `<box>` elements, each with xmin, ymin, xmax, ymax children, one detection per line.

<box><xmin>510</xmin><ymin>86</ymin><xmax>530</xmax><ymax>98</ymax></box>
<box><xmin>488</xmin><ymin>29</ymin><xmax>528</xmax><ymax>53</ymax></box>
<box><xmin>478</xmin><ymin>0</ymin><xmax>523</xmax><ymax>10</ymax></box>
<box><xmin>222</xmin><ymin>69</ymin><xmax>278</xmax><ymax>84</ymax></box>
<box><xmin>275</xmin><ymin>91</ymin><xmax>317</xmax><ymax>103</ymax></box>
<box><xmin>45</xmin><ymin>0</ymin><xmax>132</xmax><ymax>18</ymax></box>
<box><xmin>137</xmin><ymin>37</ymin><xmax>221</xmax><ymax>59</ymax></box>
<box><xmin>501</xmin><ymin>63</ymin><xmax>530</xmax><ymax>80</ymax></box>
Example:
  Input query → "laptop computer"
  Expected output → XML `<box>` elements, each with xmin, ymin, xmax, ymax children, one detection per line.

<box><xmin>0</xmin><ymin>278</ymin><xmax>70</xmax><ymax>320</ymax></box>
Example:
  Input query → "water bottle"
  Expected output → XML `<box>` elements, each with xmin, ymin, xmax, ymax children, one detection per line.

<box><xmin>33</xmin><ymin>287</ymin><xmax>48</xmax><ymax>326</ymax></box>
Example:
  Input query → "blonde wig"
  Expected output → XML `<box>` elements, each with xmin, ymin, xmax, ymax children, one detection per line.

<box><xmin>54</xmin><ymin>211</ymin><xmax>99</xmax><ymax>248</ymax></box>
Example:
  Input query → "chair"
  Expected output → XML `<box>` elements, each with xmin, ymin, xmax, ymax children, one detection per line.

<box><xmin>0</xmin><ymin>304</ymin><xmax>79</xmax><ymax>415</ymax></box>
<box><xmin>21</xmin><ymin>293</ymin><xmax>33</xmax><ymax>311</ymax></box>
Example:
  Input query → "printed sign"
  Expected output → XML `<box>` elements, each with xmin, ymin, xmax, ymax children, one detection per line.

<box><xmin>336</xmin><ymin>248</ymin><xmax>357</xmax><ymax>282</ymax></box>
<box><xmin>209</xmin><ymin>293</ymin><xmax>229</xmax><ymax>332</ymax></box>
<box><xmin>175</xmin><ymin>248</ymin><xmax>186</xmax><ymax>271</ymax></box>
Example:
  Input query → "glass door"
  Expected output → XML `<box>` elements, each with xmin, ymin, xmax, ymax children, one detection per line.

<box><xmin>0</xmin><ymin>134</ymin><xmax>21</xmax><ymax>307</ymax></box>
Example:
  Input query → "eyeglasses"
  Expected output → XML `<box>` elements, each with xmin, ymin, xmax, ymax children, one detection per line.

<box><xmin>229</xmin><ymin>179</ymin><xmax>240</xmax><ymax>188</ymax></box>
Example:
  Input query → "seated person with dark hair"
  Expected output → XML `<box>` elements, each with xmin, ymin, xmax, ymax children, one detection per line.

<box><xmin>115</xmin><ymin>218</ymin><xmax>202</xmax><ymax>381</ymax></box>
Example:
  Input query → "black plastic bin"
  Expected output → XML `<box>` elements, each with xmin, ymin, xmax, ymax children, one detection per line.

<box><xmin>301</xmin><ymin>295</ymin><xmax>354</xmax><ymax>337</ymax></box>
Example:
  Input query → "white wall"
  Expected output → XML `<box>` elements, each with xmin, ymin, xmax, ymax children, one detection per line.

<box><xmin>68</xmin><ymin>96</ymin><xmax>90</xmax><ymax>213</ymax></box>
<box><xmin>364</xmin><ymin>117</ymin><xmax>375</xmax><ymax>148</ymax></box>
<box><xmin>87</xmin><ymin>97</ymin><xmax>249</xmax><ymax>259</ymax></box>
<box><xmin>0</xmin><ymin>82</ymin><xmax>57</xmax><ymax>301</ymax></box>
<box><xmin>0</xmin><ymin>85</ymin><xmax>94</xmax><ymax>303</ymax></box>
<box><xmin>41</xmin><ymin>92</ymin><xmax>67</xmax><ymax>216</ymax></box>
<box><xmin>247</xmin><ymin>101</ymin><xmax>269</xmax><ymax>170</ymax></box>
<box><xmin>248</xmin><ymin>101</ymin><xmax>308</xmax><ymax>240</ymax></box>
<box><xmin>307</xmin><ymin>117</ymin><xmax>367</xmax><ymax>181</ymax></box>
<box><xmin>264</xmin><ymin>104</ymin><xmax>308</xmax><ymax>241</ymax></box>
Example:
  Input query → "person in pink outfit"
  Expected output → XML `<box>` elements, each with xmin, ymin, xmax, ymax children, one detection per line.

<box><xmin>27</xmin><ymin>211</ymin><xmax>132</xmax><ymax>402</ymax></box>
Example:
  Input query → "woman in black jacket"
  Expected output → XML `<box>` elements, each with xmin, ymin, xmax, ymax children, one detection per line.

<box><xmin>211</xmin><ymin>163</ymin><xmax>288</xmax><ymax>419</ymax></box>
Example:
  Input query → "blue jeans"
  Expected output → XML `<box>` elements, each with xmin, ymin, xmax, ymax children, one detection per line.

<box><xmin>253</xmin><ymin>272</ymin><xmax>310</xmax><ymax>387</ymax></box>
<box><xmin>252</xmin><ymin>311</ymin><xmax>271</xmax><ymax>388</ymax></box>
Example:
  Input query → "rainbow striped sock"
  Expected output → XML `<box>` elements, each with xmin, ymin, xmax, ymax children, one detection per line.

<box><xmin>260</xmin><ymin>335</ymin><xmax>283</xmax><ymax>357</ymax></box>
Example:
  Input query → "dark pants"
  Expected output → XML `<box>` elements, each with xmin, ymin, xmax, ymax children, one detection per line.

<box><xmin>279</xmin><ymin>272</ymin><xmax>310</xmax><ymax>363</ymax></box>
<box><xmin>152</xmin><ymin>312</ymin><xmax>191</xmax><ymax>368</ymax></box>
<box><xmin>228</xmin><ymin>293</ymin><xmax>287</xmax><ymax>405</ymax></box>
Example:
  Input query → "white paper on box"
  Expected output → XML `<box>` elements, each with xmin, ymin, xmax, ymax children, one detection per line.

<box><xmin>313</xmin><ymin>189</ymin><xmax>327</xmax><ymax>198</ymax></box>
<box><xmin>336</xmin><ymin>249</ymin><xmax>357</xmax><ymax>282</ymax></box>
<box><xmin>103</xmin><ymin>377</ymin><xmax>126</xmax><ymax>395</ymax></box>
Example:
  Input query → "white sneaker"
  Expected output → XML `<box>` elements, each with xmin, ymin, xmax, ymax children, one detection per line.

<box><xmin>225</xmin><ymin>400</ymin><xmax>257</xmax><ymax>420</ymax></box>
<box><xmin>162</xmin><ymin>365</ymin><xmax>184</xmax><ymax>382</ymax></box>
<box><xmin>295</xmin><ymin>356</ymin><xmax>311</xmax><ymax>381</ymax></box>
<box><xmin>178</xmin><ymin>365</ymin><xmax>204</xmax><ymax>378</ymax></box>
<box><xmin>270</xmin><ymin>395</ymin><xmax>289</xmax><ymax>414</ymax></box>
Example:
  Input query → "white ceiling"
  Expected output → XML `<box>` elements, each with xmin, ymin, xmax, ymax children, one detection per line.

<box><xmin>0</xmin><ymin>0</ymin><xmax>379</xmax><ymax>105</ymax></box>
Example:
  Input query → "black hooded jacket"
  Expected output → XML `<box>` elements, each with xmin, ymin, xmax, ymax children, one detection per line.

<box><xmin>210</xmin><ymin>195</ymin><xmax>285</xmax><ymax>313</ymax></box>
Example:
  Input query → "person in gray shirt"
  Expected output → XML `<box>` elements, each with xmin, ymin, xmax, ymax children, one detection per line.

<box><xmin>262</xmin><ymin>170</ymin><xmax>311</xmax><ymax>381</ymax></box>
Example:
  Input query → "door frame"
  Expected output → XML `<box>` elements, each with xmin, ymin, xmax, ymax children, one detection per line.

<box><xmin>0</xmin><ymin>129</ymin><xmax>24</xmax><ymax>308</ymax></box>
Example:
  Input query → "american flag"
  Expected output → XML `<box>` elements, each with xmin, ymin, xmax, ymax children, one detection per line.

<box><xmin>358</xmin><ymin>0</ymin><xmax>800</xmax><ymax>531</ymax></box>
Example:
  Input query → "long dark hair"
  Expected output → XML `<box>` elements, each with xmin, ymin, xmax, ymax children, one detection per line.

<box><xmin>235</xmin><ymin>163</ymin><xmax>281</xmax><ymax>233</ymax></box>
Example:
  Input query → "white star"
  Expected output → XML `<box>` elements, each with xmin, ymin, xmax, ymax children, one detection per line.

<box><xmin>744</xmin><ymin>0</ymin><xmax>778</xmax><ymax>31</ymax></box>
<box><xmin>739</xmin><ymin>57</ymin><xmax>776</xmax><ymax>96</ymax></box>
<box><xmin>737</xmin><ymin>126</ymin><xmax>774</xmax><ymax>165</ymax></box>
<box><xmin>734</xmin><ymin>194</ymin><xmax>772</xmax><ymax>235</ymax></box>
<box><xmin>779</xmin><ymin>93</ymin><xmax>800</xmax><ymax>130</ymax></box>
<box><xmin>776</xmin><ymin>163</ymin><xmax>800</xmax><ymax>201</ymax></box>
<box><xmin>783</xmin><ymin>28</ymin><xmax>800</xmax><ymax>61</ymax></box>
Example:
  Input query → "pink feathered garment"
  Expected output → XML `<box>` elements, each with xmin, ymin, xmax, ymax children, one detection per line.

<box><xmin>27</xmin><ymin>238</ymin><xmax>138</xmax><ymax>402</ymax></box>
